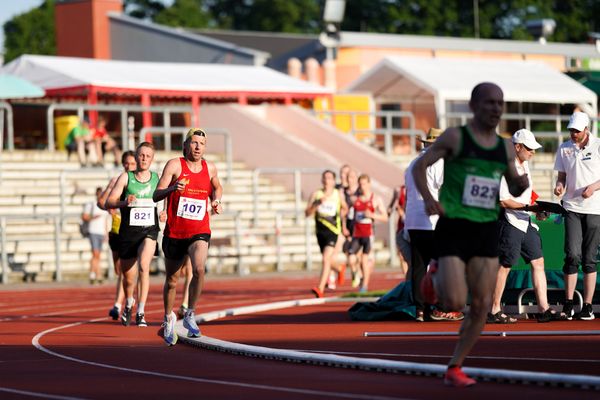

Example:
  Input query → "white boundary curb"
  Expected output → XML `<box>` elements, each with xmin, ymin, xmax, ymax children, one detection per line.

<box><xmin>175</xmin><ymin>297</ymin><xmax>600</xmax><ymax>390</ymax></box>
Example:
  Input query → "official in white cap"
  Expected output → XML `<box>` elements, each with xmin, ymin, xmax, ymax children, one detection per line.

<box><xmin>489</xmin><ymin>129</ymin><xmax>567</xmax><ymax>324</ymax></box>
<box><xmin>554</xmin><ymin>110</ymin><xmax>599</xmax><ymax>321</ymax></box>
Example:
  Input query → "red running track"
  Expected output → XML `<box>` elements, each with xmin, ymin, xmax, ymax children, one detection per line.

<box><xmin>1</xmin><ymin>269</ymin><xmax>599</xmax><ymax>400</ymax></box>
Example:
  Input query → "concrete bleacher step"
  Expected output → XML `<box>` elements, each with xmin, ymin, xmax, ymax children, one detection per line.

<box><xmin>0</xmin><ymin>150</ymin><xmax>396</xmax><ymax>282</ymax></box>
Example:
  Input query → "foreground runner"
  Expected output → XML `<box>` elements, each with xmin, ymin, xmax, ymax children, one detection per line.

<box><xmin>106</xmin><ymin>143</ymin><xmax>160</xmax><ymax>328</ymax></box>
<box><xmin>413</xmin><ymin>82</ymin><xmax>528</xmax><ymax>387</ymax></box>
<box><xmin>98</xmin><ymin>150</ymin><xmax>136</xmax><ymax>321</ymax></box>
<box><xmin>153</xmin><ymin>128</ymin><xmax>223</xmax><ymax>346</ymax></box>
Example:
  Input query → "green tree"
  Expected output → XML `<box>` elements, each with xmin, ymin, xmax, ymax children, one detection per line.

<box><xmin>207</xmin><ymin>0</ymin><xmax>322</xmax><ymax>33</ymax></box>
<box><xmin>154</xmin><ymin>0</ymin><xmax>211</xmax><ymax>28</ymax></box>
<box><xmin>3</xmin><ymin>0</ymin><xmax>55</xmax><ymax>64</ymax></box>
<box><xmin>123</xmin><ymin>0</ymin><xmax>166</xmax><ymax>20</ymax></box>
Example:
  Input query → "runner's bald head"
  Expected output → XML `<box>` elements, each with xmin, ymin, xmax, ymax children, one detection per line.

<box><xmin>470</xmin><ymin>82</ymin><xmax>503</xmax><ymax>104</ymax></box>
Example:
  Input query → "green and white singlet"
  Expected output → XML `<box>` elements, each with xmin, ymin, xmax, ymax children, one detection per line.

<box><xmin>439</xmin><ymin>126</ymin><xmax>508</xmax><ymax>223</ymax></box>
<box><xmin>119</xmin><ymin>171</ymin><xmax>159</xmax><ymax>230</ymax></box>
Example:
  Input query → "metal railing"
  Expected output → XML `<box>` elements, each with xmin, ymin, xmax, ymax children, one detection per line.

<box><xmin>252</xmin><ymin>167</ymin><xmax>325</xmax><ymax>225</ymax></box>
<box><xmin>47</xmin><ymin>103</ymin><xmax>195</xmax><ymax>151</ymax></box>
<box><xmin>138</xmin><ymin>126</ymin><xmax>233</xmax><ymax>184</ymax></box>
<box><xmin>442</xmin><ymin>112</ymin><xmax>600</xmax><ymax>148</ymax></box>
<box><xmin>0</xmin><ymin>101</ymin><xmax>14</xmax><ymax>151</ymax></box>
<box><xmin>313</xmin><ymin>110</ymin><xmax>425</xmax><ymax>155</ymax></box>
<box><xmin>59</xmin><ymin>168</ymin><xmax>116</xmax><ymax>227</ymax></box>
<box><xmin>0</xmin><ymin>207</ymin><xmax>400</xmax><ymax>284</ymax></box>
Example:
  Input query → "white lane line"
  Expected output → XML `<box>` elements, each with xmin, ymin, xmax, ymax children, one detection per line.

<box><xmin>293</xmin><ymin>349</ymin><xmax>600</xmax><ymax>364</ymax></box>
<box><xmin>0</xmin><ymin>294</ymin><xmax>308</xmax><ymax>323</ymax></box>
<box><xmin>0</xmin><ymin>387</ymin><xmax>88</xmax><ymax>400</ymax></box>
<box><xmin>31</xmin><ymin>318</ymin><xmax>411</xmax><ymax>400</ymax></box>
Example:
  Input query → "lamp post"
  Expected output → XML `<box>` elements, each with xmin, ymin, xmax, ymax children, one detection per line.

<box><xmin>319</xmin><ymin>0</ymin><xmax>346</xmax><ymax>61</ymax></box>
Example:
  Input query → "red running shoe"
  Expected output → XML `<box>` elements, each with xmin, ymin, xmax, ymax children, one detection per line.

<box><xmin>311</xmin><ymin>287</ymin><xmax>323</xmax><ymax>298</ymax></box>
<box><xmin>420</xmin><ymin>260</ymin><xmax>438</xmax><ymax>305</ymax></box>
<box><xmin>444</xmin><ymin>366</ymin><xmax>476</xmax><ymax>388</ymax></box>
<box><xmin>337</xmin><ymin>264</ymin><xmax>346</xmax><ymax>286</ymax></box>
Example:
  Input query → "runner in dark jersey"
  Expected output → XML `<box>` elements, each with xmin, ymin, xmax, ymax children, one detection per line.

<box><xmin>412</xmin><ymin>82</ymin><xmax>528</xmax><ymax>387</ymax></box>
<box><xmin>153</xmin><ymin>128</ymin><xmax>223</xmax><ymax>346</ymax></box>
<box><xmin>106</xmin><ymin>143</ymin><xmax>159</xmax><ymax>328</ymax></box>
<box><xmin>98</xmin><ymin>151</ymin><xmax>136</xmax><ymax>321</ymax></box>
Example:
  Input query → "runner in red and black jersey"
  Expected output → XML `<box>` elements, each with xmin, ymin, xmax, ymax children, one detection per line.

<box><xmin>347</xmin><ymin>174</ymin><xmax>387</xmax><ymax>293</ymax></box>
<box><xmin>153</xmin><ymin>128</ymin><xmax>223</xmax><ymax>346</ymax></box>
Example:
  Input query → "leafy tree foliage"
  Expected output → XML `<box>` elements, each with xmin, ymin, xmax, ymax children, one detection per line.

<box><xmin>154</xmin><ymin>0</ymin><xmax>211</xmax><ymax>28</ymax></box>
<box><xmin>3</xmin><ymin>0</ymin><xmax>56</xmax><ymax>64</ymax></box>
<box><xmin>123</xmin><ymin>0</ymin><xmax>166</xmax><ymax>20</ymax></box>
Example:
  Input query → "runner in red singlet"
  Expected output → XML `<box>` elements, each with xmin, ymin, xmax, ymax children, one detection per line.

<box><xmin>153</xmin><ymin>128</ymin><xmax>223</xmax><ymax>346</ymax></box>
<box><xmin>347</xmin><ymin>174</ymin><xmax>387</xmax><ymax>293</ymax></box>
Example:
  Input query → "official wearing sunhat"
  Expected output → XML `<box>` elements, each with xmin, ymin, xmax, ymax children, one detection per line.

<box><xmin>405</xmin><ymin>129</ymin><xmax>463</xmax><ymax>323</ymax></box>
<box><xmin>419</xmin><ymin>127</ymin><xmax>443</xmax><ymax>145</ymax></box>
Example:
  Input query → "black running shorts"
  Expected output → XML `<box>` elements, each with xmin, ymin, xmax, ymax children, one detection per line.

<box><xmin>162</xmin><ymin>234</ymin><xmax>211</xmax><ymax>261</ymax></box>
<box><xmin>434</xmin><ymin>217</ymin><xmax>499</xmax><ymax>263</ymax></box>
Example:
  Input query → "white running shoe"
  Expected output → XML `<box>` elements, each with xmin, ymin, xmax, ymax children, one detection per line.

<box><xmin>162</xmin><ymin>311</ymin><xmax>178</xmax><ymax>346</ymax></box>
<box><xmin>327</xmin><ymin>272</ymin><xmax>337</xmax><ymax>290</ymax></box>
<box><xmin>183</xmin><ymin>310</ymin><xmax>201</xmax><ymax>338</ymax></box>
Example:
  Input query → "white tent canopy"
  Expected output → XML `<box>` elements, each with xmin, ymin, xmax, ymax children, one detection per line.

<box><xmin>346</xmin><ymin>56</ymin><xmax>598</xmax><ymax>129</ymax></box>
<box><xmin>1</xmin><ymin>54</ymin><xmax>330</xmax><ymax>95</ymax></box>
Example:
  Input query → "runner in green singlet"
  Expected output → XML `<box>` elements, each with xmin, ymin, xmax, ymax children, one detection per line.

<box><xmin>412</xmin><ymin>82</ymin><xmax>529</xmax><ymax>387</ymax></box>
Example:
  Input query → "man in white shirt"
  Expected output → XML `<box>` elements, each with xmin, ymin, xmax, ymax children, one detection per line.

<box><xmin>489</xmin><ymin>129</ymin><xmax>566</xmax><ymax>324</ymax></box>
<box><xmin>405</xmin><ymin>128</ymin><xmax>463</xmax><ymax>322</ymax></box>
<box><xmin>82</xmin><ymin>187</ymin><xmax>110</xmax><ymax>284</ymax></box>
<box><xmin>554</xmin><ymin>111</ymin><xmax>600</xmax><ymax>321</ymax></box>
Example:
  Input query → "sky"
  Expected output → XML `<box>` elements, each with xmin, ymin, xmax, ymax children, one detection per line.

<box><xmin>0</xmin><ymin>0</ymin><xmax>44</xmax><ymax>52</ymax></box>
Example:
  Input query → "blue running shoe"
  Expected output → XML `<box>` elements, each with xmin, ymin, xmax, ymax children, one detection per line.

<box><xmin>162</xmin><ymin>311</ymin><xmax>178</xmax><ymax>346</ymax></box>
<box><xmin>183</xmin><ymin>310</ymin><xmax>201</xmax><ymax>338</ymax></box>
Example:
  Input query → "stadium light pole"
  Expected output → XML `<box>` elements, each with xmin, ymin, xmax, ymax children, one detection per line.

<box><xmin>319</xmin><ymin>0</ymin><xmax>346</xmax><ymax>61</ymax></box>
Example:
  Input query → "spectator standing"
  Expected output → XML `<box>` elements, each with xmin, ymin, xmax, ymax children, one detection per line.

<box><xmin>554</xmin><ymin>111</ymin><xmax>600</xmax><ymax>321</ymax></box>
<box><xmin>489</xmin><ymin>129</ymin><xmax>566</xmax><ymax>324</ymax></box>
<box><xmin>413</xmin><ymin>82</ymin><xmax>528</xmax><ymax>387</ymax></box>
<box><xmin>405</xmin><ymin>128</ymin><xmax>463</xmax><ymax>322</ymax></box>
<box><xmin>82</xmin><ymin>187</ymin><xmax>110</xmax><ymax>284</ymax></box>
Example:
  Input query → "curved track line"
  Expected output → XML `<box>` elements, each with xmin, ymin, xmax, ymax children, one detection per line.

<box><xmin>31</xmin><ymin>317</ymin><xmax>409</xmax><ymax>400</ymax></box>
<box><xmin>0</xmin><ymin>387</ymin><xmax>88</xmax><ymax>400</ymax></box>
<box><xmin>180</xmin><ymin>297</ymin><xmax>600</xmax><ymax>390</ymax></box>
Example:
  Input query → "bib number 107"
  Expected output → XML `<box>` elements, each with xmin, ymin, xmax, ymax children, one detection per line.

<box><xmin>177</xmin><ymin>197</ymin><xmax>207</xmax><ymax>221</ymax></box>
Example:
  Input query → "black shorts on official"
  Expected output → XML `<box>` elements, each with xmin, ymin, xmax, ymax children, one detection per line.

<box><xmin>434</xmin><ymin>217</ymin><xmax>499</xmax><ymax>263</ymax></box>
<box><xmin>118</xmin><ymin>227</ymin><xmax>159</xmax><ymax>260</ymax></box>
<box><xmin>162</xmin><ymin>234</ymin><xmax>211</xmax><ymax>261</ymax></box>
<box><xmin>348</xmin><ymin>236</ymin><xmax>372</xmax><ymax>255</ymax></box>
<box><xmin>108</xmin><ymin>232</ymin><xmax>120</xmax><ymax>252</ymax></box>
<box><xmin>498</xmin><ymin>218</ymin><xmax>543</xmax><ymax>267</ymax></box>
<box><xmin>316</xmin><ymin>229</ymin><xmax>338</xmax><ymax>253</ymax></box>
